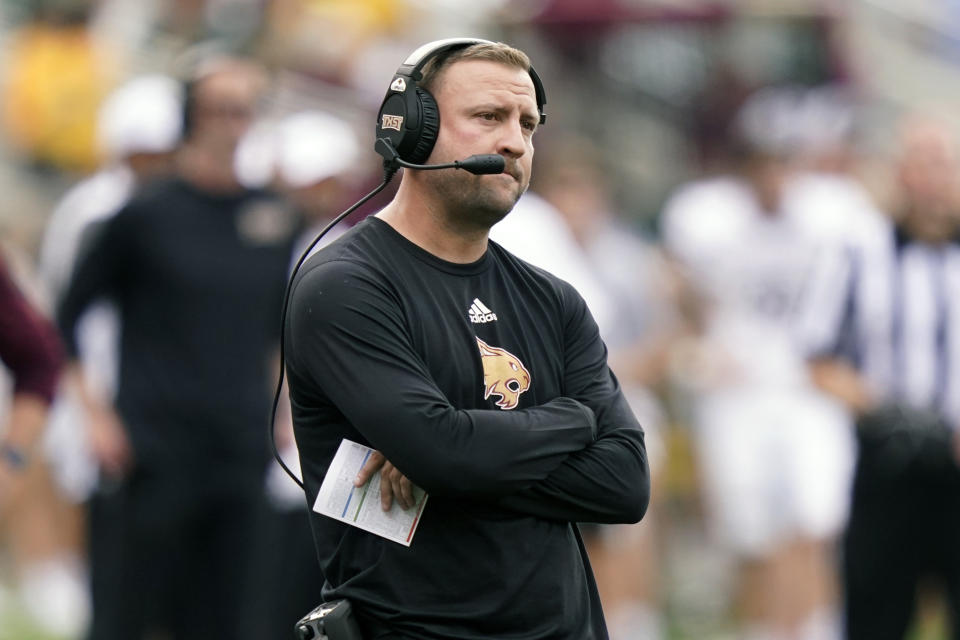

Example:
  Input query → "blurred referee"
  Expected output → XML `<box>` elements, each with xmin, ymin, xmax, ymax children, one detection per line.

<box><xmin>801</xmin><ymin>115</ymin><xmax>960</xmax><ymax>640</ymax></box>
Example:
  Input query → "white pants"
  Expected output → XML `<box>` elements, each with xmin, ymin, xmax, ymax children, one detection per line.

<box><xmin>694</xmin><ymin>387</ymin><xmax>855</xmax><ymax>556</ymax></box>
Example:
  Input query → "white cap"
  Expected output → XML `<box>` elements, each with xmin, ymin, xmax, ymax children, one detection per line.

<box><xmin>275</xmin><ymin>111</ymin><xmax>360</xmax><ymax>189</ymax></box>
<box><xmin>734</xmin><ymin>84</ymin><xmax>855</xmax><ymax>158</ymax></box>
<box><xmin>98</xmin><ymin>74</ymin><xmax>183</xmax><ymax>159</ymax></box>
<box><xmin>733</xmin><ymin>86</ymin><xmax>805</xmax><ymax>157</ymax></box>
<box><xmin>793</xmin><ymin>85</ymin><xmax>855</xmax><ymax>155</ymax></box>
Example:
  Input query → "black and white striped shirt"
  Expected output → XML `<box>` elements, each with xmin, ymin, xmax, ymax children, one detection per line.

<box><xmin>802</xmin><ymin>219</ymin><xmax>960</xmax><ymax>426</ymax></box>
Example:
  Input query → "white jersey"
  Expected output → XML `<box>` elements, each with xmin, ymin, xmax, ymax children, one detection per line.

<box><xmin>662</xmin><ymin>174</ymin><xmax>877</xmax><ymax>389</ymax></box>
<box><xmin>664</xmin><ymin>174</ymin><xmax>868</xmax><ymax>552</ymax></box>
<box><xmin>491</xmin><ymin>192</ymin><xmax>616</xmax><ymax>337</ymax></box>
<box><xmin>492</xmin><ymin>192</ymin><xmax>670</xmax><ymax>469</ymax></box>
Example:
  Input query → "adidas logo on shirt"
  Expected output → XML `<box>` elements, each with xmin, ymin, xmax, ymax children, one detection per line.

<box><xmin>468</xmin><ymin>298</ymin><xmax>498</xmax><ymax>324</ymax></box>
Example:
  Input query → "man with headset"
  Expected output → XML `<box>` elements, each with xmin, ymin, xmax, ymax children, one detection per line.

<box><xmin>285</xmin><ymin>39</ymin><xmax>650</xmax><ymax>639</ymax></box>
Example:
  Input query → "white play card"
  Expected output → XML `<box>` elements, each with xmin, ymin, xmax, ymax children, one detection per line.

<box><xmin>313</xmin><ymin>439</ymin><xmax>428</xmax><ymax>546</ymax></box>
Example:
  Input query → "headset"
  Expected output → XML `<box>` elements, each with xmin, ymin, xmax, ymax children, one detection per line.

<box><xmin>374</xmin><ymin>37</ymin><xmax>547</xmax><ymax>170</ymax></box>
<box><xmin>180</xmin><ymin>61</ymin><xmax>218</xmax><ymax>141</ymax></box>
<box><xmin>180</xmin><ymin>77</ymin><xmax>198</xmax><ymax>140</ymax></box>
<box><xmin>270</xmin><ymin>38</ymin><xmax>548</xmax><ymax>489</ymax></box>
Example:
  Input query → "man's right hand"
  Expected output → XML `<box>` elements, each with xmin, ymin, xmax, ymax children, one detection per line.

<box><xmin>809</xmin><ymin>357</ymin><xmax>874</xmax><ymax>416</ymax></box>
<box><xmin>87</xmin><ymin>405</ymin><xmax>133</xmax><ymax>478</ymax></box>
<box><xmin>355</xmin><ymin>450</ymin><xmax>416</xmax><ymax>511</ymax></box>
<box><xmin>67</xmin><ymin>363</ymin><xmax>133</xmax><ymax>478</ymax></box>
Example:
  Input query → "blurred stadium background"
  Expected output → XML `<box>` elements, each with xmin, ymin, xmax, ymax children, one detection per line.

<box><xmin>0</xmin><ymin>1</ymin><xmax>957</xmax><ymax>639</ymax></box>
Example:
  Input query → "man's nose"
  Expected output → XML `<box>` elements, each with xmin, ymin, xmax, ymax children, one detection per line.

<box><xmin>497</xmin><ymin>120</ymin><xmax>526</xmax><ymax>158</ymax></box>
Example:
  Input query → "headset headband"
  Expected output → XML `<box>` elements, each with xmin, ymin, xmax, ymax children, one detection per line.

<box><xmin>391</xmin><ymin>37</ymin><xmax>546</xmax><ymax>124</ymax></box>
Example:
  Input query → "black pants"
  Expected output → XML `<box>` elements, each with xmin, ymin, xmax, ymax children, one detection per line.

<box><xmin>844</xmin><ymin>414</ymin><xmax>960</xmax><ymax>640</ymax></box>
<box><xmin>86</xmin><ymin>466</ymin><xmax>264</xmax><ymax>640</ymax></box>
<box><xmin>240</xmin><ymin>502</ymin><xmax>325</xmax><ymax>640</ymax></box>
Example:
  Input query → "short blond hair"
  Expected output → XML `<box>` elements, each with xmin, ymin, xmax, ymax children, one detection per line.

<box><xmin>420</xmin><ymin>42</ymin><xmax>532</xmax><ymax>95</ymax></box>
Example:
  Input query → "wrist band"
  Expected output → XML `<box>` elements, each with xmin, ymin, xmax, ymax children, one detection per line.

<box><xmin>0</xmin><ymin>443</ymin><xmax>29</xmax><ymax>471</ymax></box>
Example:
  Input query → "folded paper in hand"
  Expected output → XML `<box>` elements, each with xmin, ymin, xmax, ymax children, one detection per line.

<box><xmin>313</xmin><ymin>439</ymin><xmax>428</xmax><ymax>546</ymax></box>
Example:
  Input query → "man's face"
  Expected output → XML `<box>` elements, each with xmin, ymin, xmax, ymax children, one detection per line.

<box><xmin>191</xmin><ymin>67</ymin><xmax>261</xmax><ymax>155</ymax></box>
<box><xmin>898</xmin><ymin>124</ymin><xmax>960</xmax><ymax>242</ymax></box>
<box><xmin>417</xmin><ymin>59</ymin><xmax>539</xmax><ymax>230</ymax></box>
<box><xmin>743</xmin><ymin>153</ymin><xmax>790</xmax><ymax>215</ymax></box>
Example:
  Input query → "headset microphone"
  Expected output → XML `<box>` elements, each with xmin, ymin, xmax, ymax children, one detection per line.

<box><xmin>455</xmin><ymin>155</ymin><xmax>506</xmax><ymax>174</ymax></box>
<box><xmin>374</xmin><ymin>138</ymin><xmax>505</xmax><ymax>175</ymax></box>
<box><xmin>396</xmin><ymin>154</ymin><xmax>505</xmax><ymax>175</ymax></box>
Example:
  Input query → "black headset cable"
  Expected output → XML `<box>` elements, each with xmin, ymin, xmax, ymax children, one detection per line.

<box><xmin>269</xmin><ymin>166</ymin><xmax>398</xmax><ymax>490</ymax></box>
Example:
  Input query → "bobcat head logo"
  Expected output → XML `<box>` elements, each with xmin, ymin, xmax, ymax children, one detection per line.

<box><xmin>476</xmin><ymin>337</ymin><xmax>531</xmax><ymax>410</ymax></box>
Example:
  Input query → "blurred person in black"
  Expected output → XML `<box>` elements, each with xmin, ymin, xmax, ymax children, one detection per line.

<box><xmin>20</xmin><ymin>72</ymin><xmax>183</xmax><ymax>640</ymax></box>
<box><xmin>39</xmin><ymin>73</ymin><xmax>183</xmax><ymax>508</ymax></box>
<box><xmin>40</xmin><ymin>72</ymin><xmax>183</xmax><ymax>486</ymax></box>
<box><xmin>57</xmin><ymin>57</ymin><xmax>299</xmax><ymax>640</ymax></box>
<box><xmin>284</xmin><ymin>40</ymin><xmax>649</xmax><ymax>639</ymax></box>
<box><xmin>801</xmin><ymin>115</ymin><xmax>960</xmax><ymax>639</ymax></box>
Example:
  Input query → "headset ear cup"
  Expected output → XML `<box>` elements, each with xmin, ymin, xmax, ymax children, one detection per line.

<box><xmin>181</xmin><ymin>79</ymin><xmax>195</xmax><ymax>140</ymax></box>
<box><xmin>406</xmin><ymin>87</ymin><xmax>440</xmax><ymax>164</ymax></box>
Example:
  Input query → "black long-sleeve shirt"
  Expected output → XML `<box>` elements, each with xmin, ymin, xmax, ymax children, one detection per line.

<box><xmin>285</xmin><ymin>216</ymin><xmax>649</xmax><ymax>640</ymax></box>
<box><xmin>57</xmin><ymin>176</ymin><xmax>298</xmax><ymax>472</ymax></box>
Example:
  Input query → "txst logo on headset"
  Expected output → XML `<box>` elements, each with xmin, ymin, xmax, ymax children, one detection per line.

<box><xmin>381</xmin><ymin>114</ymin><xmax>404</xmax><ymax>132</ymax></box>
